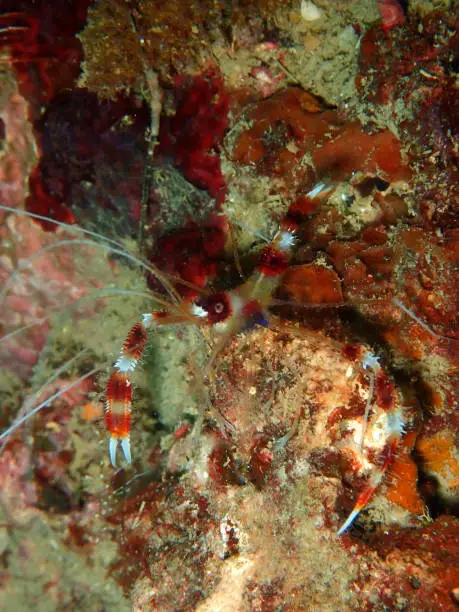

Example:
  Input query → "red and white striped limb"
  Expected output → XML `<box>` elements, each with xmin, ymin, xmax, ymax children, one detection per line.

<box><xmin>104</xmin><ymin>308</ymin><xmax>206</xmax><ymax>466</ymax></box>
<box><xmin>105</xmin><ymin>318</ymin><xmax>148</xmax><ymax>466</ymax></box>
<box><xmin>337</xmin><ymin>415</ymin><xmax>405</xmax><ymax>535</ymax></box>
<box><xmin>104</xmin><ymin>183</ymin><xmax>333</xmax><ymax>466</ymax></box>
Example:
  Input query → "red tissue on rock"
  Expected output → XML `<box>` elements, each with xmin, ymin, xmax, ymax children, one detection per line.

<box><xmin>25</xmin><ymin>89</ymin><xmax>149</xmax><ymax>231</ymax></box>
<box><xmin>280</xmin><ymin>264</ymin><xmax>344</xmax><ymax>306</ymax></box>
<box><xmin>150</xmin><ymin>214</ymin><xmax>227</xmax><ymax>300</ymax></box>
<box><xmin>232</xmin><ymin>87</ymin><xmax>411</xmax><ymax>198</ymax></box>
<box><xmin>0</xmin><ymin>1</ymin><xmax>91</xmax><ymax>117</ymax></box>
<box><xmin>312</xmin><ymin>125</ymin><xmax>410</xmax><ymax>183</ymax></box>
<box><xmin>158</xmin><ymin>73</ymin><xmax>229</xmax><ymax>204</ymax></box>
<box><xmin>27</xmin><ymin>165</ymin><xmax>76</xmax><ymax>230</ymax></box>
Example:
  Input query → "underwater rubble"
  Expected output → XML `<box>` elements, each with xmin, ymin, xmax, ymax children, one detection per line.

<box><xmin>0</xmin><ymin>0</ymin><xmax>458</xmax><ymax>610</ymax></box>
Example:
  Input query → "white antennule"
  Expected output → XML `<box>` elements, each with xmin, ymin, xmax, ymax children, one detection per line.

<box><xmin>392</xmin><ymin>297</ymin><xmax>442</xmax><ymax>339</ymax></box>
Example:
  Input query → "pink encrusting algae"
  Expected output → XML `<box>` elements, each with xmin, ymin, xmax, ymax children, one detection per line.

<box><xmin>0</xmin><ymin>0</ymin><xmax>458</xmax><ymax>610</ymax></box>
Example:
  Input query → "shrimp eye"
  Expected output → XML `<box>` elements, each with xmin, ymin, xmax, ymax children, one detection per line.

<box><xmin>198</xmin><ymin>292</ymin><xmax>231</xmax><ymax>324</ymax></box>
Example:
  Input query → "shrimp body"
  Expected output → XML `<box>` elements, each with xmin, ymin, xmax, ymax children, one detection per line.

<box><xmin>0</xmin><ymin>180</ymin><xmax>417</xmax><ymax>536</ymax></box>
<box><xmin>104</xmin><ymin>184</ymin><xmax>331</xmax><ymax>466</ymax></box>
<box><xmin>103</xmin><ymin>181</ymin><xmax>409</xmax><ymax>536</ymax></box>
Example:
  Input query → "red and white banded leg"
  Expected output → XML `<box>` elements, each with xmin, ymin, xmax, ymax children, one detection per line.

<box><xmin>337</xmin><ymin>409</ymin><xmax>405</xmax><ymax>535</ymax></box>
<box><xmin>104</xmin><ymin>307</ymin><xmax>208</xmax><ymax>466</ymax></box>
<box><xmin>104</xmin><ymin>183</ymin><xmax>334</xmax><ymax>466</ymax></box>
<box><xmin>105</xmin><ymin>318</ymin><xmax>148</xmax><ymax>466</ymax></box>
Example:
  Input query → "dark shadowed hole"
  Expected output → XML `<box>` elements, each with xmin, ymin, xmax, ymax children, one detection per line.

<box><xmin>412</xmin><ymin>448</ymin><xmax>459</xmax><ymax>519</ymax></box>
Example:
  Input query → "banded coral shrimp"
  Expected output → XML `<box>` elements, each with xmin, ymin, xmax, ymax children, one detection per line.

<box><xmin>1</xmin><ymin>174</ymin><xmax>451</xmax><ymax>541</ymax></box>
<box><xmin>0</xmin><ymin>56</ymin><xmax>458</xmax><ymax>560</ymax></box>
<box><xmin>0</xmin><ymin>9</ymin><xmax>457</xmax><ymax>612</ymax></box>
<box><xmin>1</xmin><ymin>172</ymin><xmax>458</xmax><ymax>610</ymax></box>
